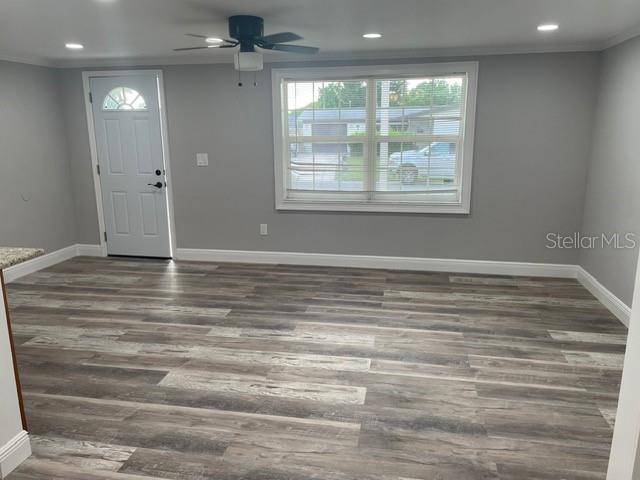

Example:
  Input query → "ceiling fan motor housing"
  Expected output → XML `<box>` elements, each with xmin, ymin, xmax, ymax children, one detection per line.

<box><xmin>229</xmin><ymin>15</ymin><xmax>264</xmax><ymax>52</ymax></box>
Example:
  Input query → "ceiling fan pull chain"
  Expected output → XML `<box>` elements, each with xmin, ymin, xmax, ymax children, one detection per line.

<box><xmin>238</xmin><ymin>66</ymin><xmax>243</xmax><ymax>87</ymax></box>
<box><xmin>253</xmin><ymin>71</ymin><xmax>257</xmax><ymax>87</ymax></box>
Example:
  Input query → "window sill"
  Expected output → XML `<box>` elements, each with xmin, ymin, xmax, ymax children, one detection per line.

<box><xmin>276</xmin><ymin>199</ymin><xmax>470</xmax><ymax>214</ymax></box>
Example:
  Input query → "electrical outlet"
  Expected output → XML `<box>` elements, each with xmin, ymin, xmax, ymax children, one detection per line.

<box><xmin>260</xmin><ymin>224</ymin><xmax>268</xmax><ymax>236</ymax></box>
<box><xmin>196</xmin><ymin>153</ymin><xmax>209</xmax><ymax>167</ymax></box>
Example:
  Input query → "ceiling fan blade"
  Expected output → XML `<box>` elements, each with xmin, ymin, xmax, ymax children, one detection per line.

<box><xmin>218</xmin><ymin>43</ymin><xmax>239</xmax><ymax>48</ymax></box>
<box><xmin>186</xmin><ymin>34</ymin><xmax>236</xmax><ymax>43</ymax></box>
<box><xmin>173</xmin><ymin>46</ymin><xmax>210</xmax><ymax>51</ymax></box>
<box><xmin>268</xmin><ymin>44</ymin><xmax>319</xmax><ymax>54</ymax></box>
<box><xmin>259</xmin><ymin>32</ymin><xmax>303</xmax><ymax>44</ymax></box>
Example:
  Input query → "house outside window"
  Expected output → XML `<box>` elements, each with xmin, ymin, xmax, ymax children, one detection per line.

<box><xmin>272</xmin><ymin>62</ymin><xmax>479</xmax><ymax>213</ymax></box>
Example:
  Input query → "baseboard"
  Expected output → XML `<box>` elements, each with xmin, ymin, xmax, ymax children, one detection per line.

<box><xmin>2</xmin><ymin>244</ymin><xmax>629</xmax><ymax>326</ymax></box>
<box><xmin>76</xmin><ymin>244</ymin><xmax>105</xmax><ymax>257</ymax></box>
<box><xmin>3</xmin><ymin>244</ymin><xmax>104</xmax><ymax>283</ymax></box>
<box><xmin>175</xmin><ymin>248</ymin><xmax>577</xmax><ymax>278</ymax></box>
<box><xmin>576</xmin><ymin>266</ymin><xmax>631</xmax><ymax>326</ymax></box>
<box><xmin>0</xmin><ymin>430</ymin><xmax>31</xmax><ymax>478</ymax></box>
<box><xmin>175</xmin><ymin>248</ymin><xmax>632</xmax><ymax>326</ymax></box>
<box><xmin>3</xmin><ymin>245</ymin><xmax>78</xmax><ymax>283</ymax></box>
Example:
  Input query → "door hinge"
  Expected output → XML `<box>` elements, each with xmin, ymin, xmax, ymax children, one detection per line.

<box><xmin>96</xmin><ymin>164</ymin><xmax>101</xmax><ymax>175</ymax></box>
<box><xmin>104</xmin><ymin>232</ymin><xmax>107</xmax><ymax>242</ymax></box>
<box><xmin>89</xmin><ymin>91</ymin><xmax>93</xmax><ymax>103</ymax></box>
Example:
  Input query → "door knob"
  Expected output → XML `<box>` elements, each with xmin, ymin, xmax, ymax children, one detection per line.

<box><xmin>148</xmin><ymin>182</ymin><xmax>163</xmax><ymax>188</ymax></box>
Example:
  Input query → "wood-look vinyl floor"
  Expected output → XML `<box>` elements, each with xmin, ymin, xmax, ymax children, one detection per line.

<box><xmin>6</xmin><ymin>256</ymin><xmax>626</xmax><ymax>480</ymax></box>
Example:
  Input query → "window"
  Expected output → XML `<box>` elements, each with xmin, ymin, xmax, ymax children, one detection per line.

<box><xmin>272</xmin><ymin>63</ymin><xmax>478</xmax><ymax>213</ymax></box>
<box><xmin>103</xmin><ymin>87</ymin><xmax>147</xmax><ymax>111</ymax></box>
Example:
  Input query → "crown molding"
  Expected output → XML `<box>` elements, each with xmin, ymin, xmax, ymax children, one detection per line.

<box><xmin>1</xmin><ymin>26</ymin><xmax>638</xmax><ymax>70</ymax></box>
<box><xmin>48</xmin><ymin>42</ymin><xmax>603</xmax><ymax>69</ymax></box>
<box><xmin>0</xmin><ymin>53</ymin><xmax>55</xmax><ymax>68</ymax></box>
<box><xmin>602</xmin><ymin>23</ymin><xmax>640</xmax><ymax>50</ymax></box>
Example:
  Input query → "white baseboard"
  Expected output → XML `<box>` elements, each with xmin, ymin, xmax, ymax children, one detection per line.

<box><xmin>176</xmin><ymin>248</ymin><xmax>632</xmax><ymax>326</ymax></box>
<box><xmin>0</xmin><ymin>430</ymin><xmax>31</xmax><ymax>478</ymax></box>
<box><xmin>3</xmin><ymin>245</ymin><xmax>78</xmax><ymax>283</ymax></box>
<box><xmin>2</xmin><ymin>244</ymin><xmax>630</xmax><ymax>327</ymax></box>
<box><xmin>3</xmin><ymin>244</ymin><xmax>104</xmax><ymax>283</ymax></box>
<box><xmin>76</xmin><ymin>243</ymin><xmax>105</xmax><ymax>257</ymax></box>
<box><xmin>576</xmin><ymin>266</ymin><xmax>631</xmax><ymax>326</ymax></box>
<box><xmin>175</xmin><ymin>247</ymin><xmax>577</xmax><ymax>278</ymax></box>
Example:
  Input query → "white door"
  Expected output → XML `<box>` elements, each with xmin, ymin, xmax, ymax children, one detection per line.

<box><xmin>90</xmin><ymin>74</ymin><xmax>171</xmax><ymax>258</ymax></box>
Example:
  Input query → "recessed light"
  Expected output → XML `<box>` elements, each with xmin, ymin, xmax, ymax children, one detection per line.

<box><xmin>537</xmin><ymin>24</ymin><xmax>559</xmax><ymax>32</ymax></box>
<box><xmin>363</xmin><ymin>33</ymin><xmax>382</xmax><ymax>39</ymax></box>
<box><xmin>65</xmin><ymin>42</ymin><xmax>84</xmax><ymax>50</ymax></box>
<box><xmin>205</xmin><ymin>37</ymin><xmax>224</xmax><ymax>44</ymax></box>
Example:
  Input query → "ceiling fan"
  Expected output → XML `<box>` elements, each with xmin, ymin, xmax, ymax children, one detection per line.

<box><xmin>174</xmin><ymin>15</ymin><xmax>319</xmax><ymax>73</ymax></box>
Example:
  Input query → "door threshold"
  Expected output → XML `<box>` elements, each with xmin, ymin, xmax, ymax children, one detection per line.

<box><xmin>107</xmin><ymin>254</ymin><xmax>172</xmax><ymax>260</ymax></box>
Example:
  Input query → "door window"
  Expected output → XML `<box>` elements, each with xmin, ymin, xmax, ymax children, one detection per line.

<box><xmin>102</xmin><ymin>87</ymin><xmax>147</xmax><ymax>111</ymax></box>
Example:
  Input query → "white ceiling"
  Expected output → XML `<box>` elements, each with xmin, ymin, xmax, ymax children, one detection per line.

<box><xmin>2</xmin><ymin>0</ymin><xmax>640</xmax><ymax>67</ymax></box>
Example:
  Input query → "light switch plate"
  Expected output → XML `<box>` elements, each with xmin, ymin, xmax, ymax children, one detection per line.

<box><xmin>196</xmin><ymin>153</ymin><xmax>209</xmax><ymax>167</ymax></box>
<box><xmin>260</xmin><ymin>224</ymin><xmax>268</xmax><ymax>236</ymax></box>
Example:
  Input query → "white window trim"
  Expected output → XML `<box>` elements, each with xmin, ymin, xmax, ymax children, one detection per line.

<box><xmin>272</xmin><ymin>62</ymin><xmax>478</xmax><ymax>214</ymax></box>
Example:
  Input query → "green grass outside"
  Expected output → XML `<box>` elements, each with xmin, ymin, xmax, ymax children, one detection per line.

<box><xmin>342</xmin><ymin>156</ymin><xmax>403</xmax><ymax>183</ymax></box>
<box><xmin>341</xmin><ymin>156</ymin><xmax>454</xmax><ymax>185</ymax></box>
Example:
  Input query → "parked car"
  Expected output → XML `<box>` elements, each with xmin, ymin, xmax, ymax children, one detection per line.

<box><xmin>388</xmin><ymin>142</ymin><xmax>457</xmax><ymax>184</ymax></box>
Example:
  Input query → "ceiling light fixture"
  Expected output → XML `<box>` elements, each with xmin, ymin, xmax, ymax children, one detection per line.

<box><xmin>537</xmin><ymin>24</ymin><xmax>559</xmax><ymax>32</ymax></box>
<box><xmin>363</xmin><ymin>33</ymin><xmax>382</xmax><ymax>39</ymax></box>
<box><xmin>65</xmin><ymin>42</ymin><xmax>84</xmax><ymax>50</ymax></box>
<box><xmin>205</xmin><ymin>37</ymin><xmax>224</xmax><ymax>44</ymax></box>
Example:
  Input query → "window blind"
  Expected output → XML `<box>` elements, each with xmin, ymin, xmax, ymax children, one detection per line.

<box><xmin>273</xmin><ymin>63</ymin><xmax>477</xmax><ymax>213</ymax></box>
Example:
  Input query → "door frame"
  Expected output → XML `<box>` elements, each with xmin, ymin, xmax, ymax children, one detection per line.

<box><xmin>82</xmin><ymin>70</ymin><xmax>177</xmax><ymax>257</ymax></box>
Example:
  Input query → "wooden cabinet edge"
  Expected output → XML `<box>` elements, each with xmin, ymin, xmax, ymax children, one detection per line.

<box><xmin>1</xmin><ymin>270</ymin><xmax>28</xmax><ymax>431</ymax></box>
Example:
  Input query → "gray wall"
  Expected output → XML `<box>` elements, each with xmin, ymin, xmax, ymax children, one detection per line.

<box><xmin>580</xmin><ymin>36</ymin><xmax>640</xmax><ymax>307</ymax></box>
<box><xmin>57</xmin><ymin>69</ymin><xmax>100</xmax><ymax>244</ymax></box>
<box><xmin>0</xmin><ymin>61</ymin><xmax>77</xmax><ymax>252</ymax></box>
<box><xmin>61</xmin><ymin>52</ymin><xmax>599</xmax><ymax>263</ymax></box>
